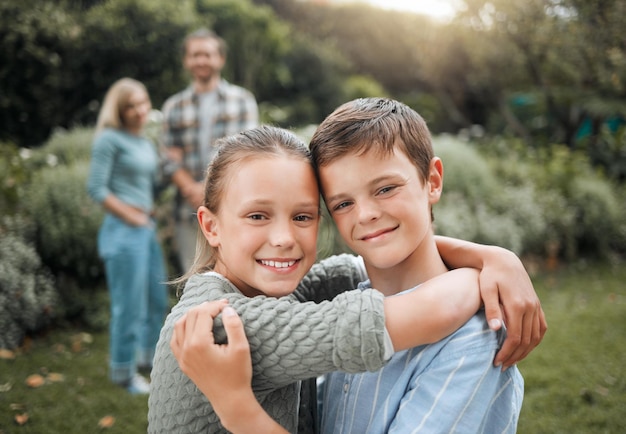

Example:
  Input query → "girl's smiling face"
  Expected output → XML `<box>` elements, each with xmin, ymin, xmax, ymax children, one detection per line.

<box><xmin>198</xmin><ymin>155</ymin><xmax>320</xmax><ymax>298</ymax></box>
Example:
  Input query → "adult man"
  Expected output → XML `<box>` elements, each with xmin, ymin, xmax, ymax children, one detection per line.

<box><xmin>161</xmin><ymin>28</ymin><xmax>259</xmax><ymax>271</ymax></box>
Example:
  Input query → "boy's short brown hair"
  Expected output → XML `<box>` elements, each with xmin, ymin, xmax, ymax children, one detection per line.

<box><xmin>309</xmin><ymin>97</ymin><xmax>434</xmax><ymax>183</ymax></box>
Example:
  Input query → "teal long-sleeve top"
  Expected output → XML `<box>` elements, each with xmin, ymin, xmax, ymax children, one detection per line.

<box><xmin>87</xmin><ymin>128</ymin><xmax>158</xmax><ymax>212</ymax></box>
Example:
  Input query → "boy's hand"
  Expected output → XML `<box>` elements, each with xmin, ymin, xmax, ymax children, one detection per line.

<box><xmin>479</xmin><ymin>248</ymin><xmax>547</xmax><ymax>369</ymax></box>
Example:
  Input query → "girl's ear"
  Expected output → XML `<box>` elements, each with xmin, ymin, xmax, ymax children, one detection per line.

<box><xmin>427</xmin><ymin>157</ymin><xmax>444</xmax><ymax>204</ymax></box>
<box><xmin>197</xmin><ymin>206</ymin><xmax>221</xmax><ymax>248</ymax></box>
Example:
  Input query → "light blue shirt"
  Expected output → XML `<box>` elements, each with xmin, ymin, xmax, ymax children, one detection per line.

<box><xmin>87</xmin><ymin>128</ymin><xmax>158</xmax><ymax>212</ymax></box>
<box><xmin>318</xmin><ymin>281</ymin><xmax>524</xmax><ymax>434</ymax></box>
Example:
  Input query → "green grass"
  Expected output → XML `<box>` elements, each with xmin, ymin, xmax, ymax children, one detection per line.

<box><xmin>516</xmin><ymin>262</ymin><xmax>626</xmax><ymax>434</ymax></box>
<box><xmin>1</xmin><ymin>262</ymin><xmax>625</xmax><ymax>433</ymax></box>
<box><xmin>0</xmin><ymin>330</ymin><xmax>149</xmax><ymax>433</ymax></box>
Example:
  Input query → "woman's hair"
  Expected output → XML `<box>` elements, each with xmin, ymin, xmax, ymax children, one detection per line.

<box><xmin>174</xmin><ymin>125</ymin><xmax>314</xmax><ymax>290</ymax></box>
<box><xmin>95</xmin><ymin>78</ymin><xmax>149</xmax><ymax>134</ymax></box>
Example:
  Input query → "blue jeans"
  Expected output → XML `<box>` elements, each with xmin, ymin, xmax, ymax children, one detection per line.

<box><xmin>98</xmin><ymin>214</ymin><xmax>168</xmax><ymax>384</ymax></box>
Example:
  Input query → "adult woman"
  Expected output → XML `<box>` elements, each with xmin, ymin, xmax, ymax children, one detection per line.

<box><xmin>87</xmin><ymin>78</ymin><xmax>168</xmax><ymax>394</ymax></box>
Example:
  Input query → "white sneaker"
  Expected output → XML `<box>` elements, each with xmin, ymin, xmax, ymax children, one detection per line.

<box><xmin>126</xmin><ymin>374</ymin><xmax>150</xmax><ymax>395</ymax></box>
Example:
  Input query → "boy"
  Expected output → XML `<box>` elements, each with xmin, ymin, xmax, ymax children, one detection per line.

<box><xmin>310</xmin><ymin>97</ymin><xmax>523</xmax><ymax>432</ymax></box>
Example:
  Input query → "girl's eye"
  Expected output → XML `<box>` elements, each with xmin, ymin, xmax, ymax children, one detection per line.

<box><xmin>294</xmin><ymin>214</ymin><xmax>313</xmax><ymax>222</ymax></box>
<box><xmin>248</xmin><ymin>214</ymin><xmax>266</xmax><ymax>220</ymax></box>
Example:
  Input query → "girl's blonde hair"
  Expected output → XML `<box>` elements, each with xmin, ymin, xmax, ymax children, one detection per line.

<box><xmin>95</xmin><ymin>78</ymin><xmax>149</xmax><ymax>134</ymax></box>
<box><xmin>174</xmin><ymin>125</ymin><xmax>315</xmax><ymax>293</ymax></box>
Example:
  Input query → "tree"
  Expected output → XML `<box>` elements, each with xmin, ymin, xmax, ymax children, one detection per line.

<box><xmin>458</xmin><ymin>0</ymin><xmax>626</xmax><ymax>147</ymax></box>
<box><xmin>0</xmin><ymin>1</ymin><xmax>82</xmax><ymax>146</ymax></box>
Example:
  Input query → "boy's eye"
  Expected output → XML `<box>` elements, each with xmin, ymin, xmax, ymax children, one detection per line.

<box><xmin>332</xmin><ymin>201</ymin><xmax>352</xmax><ymax>212</ymax></box>
<box><xmin>377</xmin><ymin>185</ymin><xmax>396</xmax><ymax>195</ymax></box>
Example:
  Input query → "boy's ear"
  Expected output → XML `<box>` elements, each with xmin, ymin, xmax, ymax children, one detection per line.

<box><xmin>427</xmin><ymin>157</ymin><xmax>444</xmax><ymax>204</ymax></box>
<box><xmin>197</xmin><ymin>206</ymin><xmax>221</xmax><ymax>247</ymax></box>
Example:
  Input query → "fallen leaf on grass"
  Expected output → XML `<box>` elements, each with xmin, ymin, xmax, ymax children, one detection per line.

<box><xmin>0</xmin><ymin>382</ymin><xmax>12</xmax><ymax>392</ymax></box>
<box><xmin>98</xmin><ymin>415</ymin><xmax>116</xmax><ymax>429</ymax></box>
<box><xmin>0</xmin><ymin>349</ymin><xmax>15</xmax><ymax>360</ymax></box>
<box><xmin>15</xmin><ymin>412</ymin><xmax>29</xmax><ymax>425</ymax></box>
<box><xmin>71</xmin><ymin>332</ymin><xmax>94</xmax><ymax>353</ymax></box>
<box><xmin>47</xmin><ymin>373</ymin><xmax>65</xmax><ymax>383</ymax></box>
<box><xmin>25</xmin><ymin>374</ymin><xmax>45</xmax><ymax>388</ymax></box>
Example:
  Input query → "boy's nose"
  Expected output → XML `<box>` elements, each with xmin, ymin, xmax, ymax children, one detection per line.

<box><xmin>357</xmin><ymin>200</ymin><xmax>381</xmax><ymax>223</ymax></box>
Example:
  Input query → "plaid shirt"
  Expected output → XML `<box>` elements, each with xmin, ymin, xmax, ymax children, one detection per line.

<box><xmin>161</xmin><ymin>79</ymin><xmax>258</xmax><ymax>182</ymax></box>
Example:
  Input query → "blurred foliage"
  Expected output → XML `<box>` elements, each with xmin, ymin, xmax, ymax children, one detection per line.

<box><xmin>22</xmin><ymin>160</ymin><xmax>104</xmax><ymax>283</ymax></box>
<box><xmin>0</xmin><ymin>142</ymin><xmax>29</xmax><ymax>215</ymax></box>
<box><xmin>0</xmin><ymin>215</ymin><xmax>58</xmax><ymax>349</ymax></box>
<box><xmin>3</xmin><ymin>0</ymin><xmax>626</xmax><ymax>184</ymax></box>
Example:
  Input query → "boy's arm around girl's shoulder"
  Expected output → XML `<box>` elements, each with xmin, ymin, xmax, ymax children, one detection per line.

<box><xmin>182</xmin><ymin>271</ymin><xmax>389</xmax><ymax>392</ymax></box>
<box><xmin>293</xmin><ymin>254</ymin><xmax>367</xmax><ymax>303</ymax></box>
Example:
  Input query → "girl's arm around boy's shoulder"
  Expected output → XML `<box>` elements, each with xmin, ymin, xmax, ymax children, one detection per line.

<box><xmin>182</xmin><ymin>272</ymin><xmax>389</xmax><ymax>391</ymax></box>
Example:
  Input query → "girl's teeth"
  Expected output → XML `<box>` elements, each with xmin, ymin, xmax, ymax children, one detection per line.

<box><xmin>262</xmin><ymin>260</ymin><xmax>295</xmax><ymax>268</ymax></box>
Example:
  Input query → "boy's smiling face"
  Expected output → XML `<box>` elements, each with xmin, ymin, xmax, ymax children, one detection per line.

<box><xmin>319</xmin><ymin>145</ymin><xmax>443</xmax><ymax>275</ymax></box>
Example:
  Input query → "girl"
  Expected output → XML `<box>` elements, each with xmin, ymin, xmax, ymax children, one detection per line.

<box><xmin>148</xmin><ymin>125</ymin><xmax>537</xmax><ymax>433</ymax></box>
<box><xmin>87</xmin><ymin>78</ymin><xmax>168</xmax><ymax>394</ymax></box>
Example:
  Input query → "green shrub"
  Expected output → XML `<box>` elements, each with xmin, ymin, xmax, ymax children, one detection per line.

<box><xmin>434</xmin><ymin>136</ymin><xmax>547</xmax><ymax>255</ymax></box>
<box><xmin>568</xmin><ymin>176</ymin><xmax>622</xmax><ymax>258</ymax></box>
<box><xmin>528</xmin><ymin>145</ymin><xmax>625</xmax><ymax>260</ymax></box>
<box><xmin>0</xmin><ymin>142</ymin><xmax>30</xmax><ymax>215</ymax></box>
<box><xmin>0</xmin><ymin>215</ymin><xmax>58</xmax><ymax>349</ymax></box>
<box><xmin>26</xmin><ymin>126</ymin><xmax>95</xmax><ymax>168</ymax></box>
<box><xmin>22</xmin><ymin>160</ymin><xmax>104</xmax><ymax>285</ymax></box>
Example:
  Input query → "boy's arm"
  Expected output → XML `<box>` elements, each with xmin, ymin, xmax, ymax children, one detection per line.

<box><xmin>435</xmin><ymin>235</ymin><xmax>548</xmax><ymax>368</ymax></box>
<box><xmin>171</xmin><ymin>301</ymin><xmax>288</xmax><ymax>434</ymax></box>
<box><xmin>383</xmin><ymin>268</ymin><xmax>481</xmax><ymax>350</ymax></box>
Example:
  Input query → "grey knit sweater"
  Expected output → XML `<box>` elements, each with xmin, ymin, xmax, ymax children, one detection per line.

<box><xmin>147</xmin><ymin>254</ymin><xmax>388</xmax><ymax>433</ymax></box>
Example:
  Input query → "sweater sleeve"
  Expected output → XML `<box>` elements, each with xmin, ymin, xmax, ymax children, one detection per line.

<box><xmin>183</xmin><ymin>273</ymin><xmax>387</xmax><ymax>392</ymax></box>
<box><xmin>293</xmin><ymin>254</ymin><xmax>367</xmax><ymax>303</ymax></box>
<box><xmin>86</xmin><ymin>131</ymin><xmax>115</xmax><ymax>204</ymax></box>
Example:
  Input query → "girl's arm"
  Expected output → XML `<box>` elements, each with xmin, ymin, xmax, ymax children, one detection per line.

<box><xmin>293</xmin><ymin>254</ymin><xmax>366</xmax><ymax>303</ymax></box>
<box><xmin>435</xmin><ymin>236</ymin><xmax>548</xmax><ymax>368</ymax></box>
<box><xmin>171</xmin><ymin>301</ymin><xmax>288</xmax><ymax>434</ymax></box>
<box><xmin>181</xmin><ymin>267</ymin><xmax>480</xmax><ymax>391</ymax></box>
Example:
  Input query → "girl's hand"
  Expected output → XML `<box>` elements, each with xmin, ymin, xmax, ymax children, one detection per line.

<box><xmin>171</xmin><ymin>300</ymin><xmax>288</xmax><ymax>433</ymax></box>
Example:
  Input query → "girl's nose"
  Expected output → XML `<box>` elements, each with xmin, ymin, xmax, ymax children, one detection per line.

<box><xmin>269</xmin><ymin>223</ymin><xmax>296</xmax><ymax>248</ymax></box>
